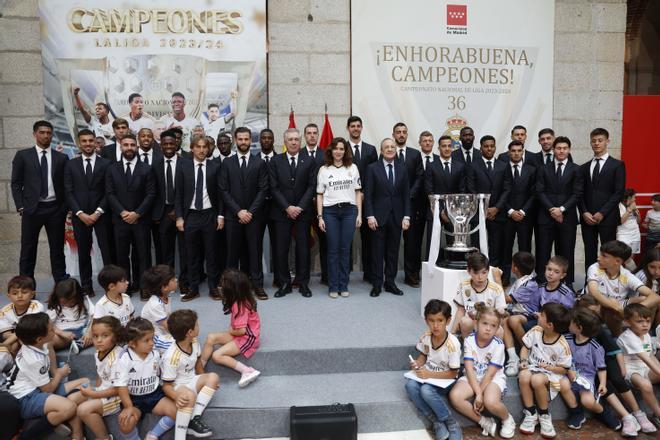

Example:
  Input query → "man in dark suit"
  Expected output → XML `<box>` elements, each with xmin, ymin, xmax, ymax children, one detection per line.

<box><xmin>269</xmin><ymin>128</ymin><xmax>318</xmax><ymax>298</ymax></box>
<box><xmin>365</xmin><ymin>138</ymin><xmax>411</xmax><ymax>297</ymax></box>
<box><xmin>11</xmin><ymin>120</ymin><xmax>69</xmax><ymax>284</ymax></box>
<box><xmin>175</xmin><ymin>136</ymin><xmax>222</xmax><ymax>301</ymax></box>
<box><xmin>347</xmin><ymin>116</ymin><xmax>377</xmax><ymax>282</ymax></box>
<box><xmin>497</xmin><ymin>125</ymin><xmax>529</xmax><ymax>162</ymax></box>
<box><xmin>100</xmin><ymin>118</ymin><xmax>130</xmax><ymax>162</ymax></box>
<box><xmin>579</xmin><ymin>128</ymin><xmax>626</xmax><ymax>273</ymax></box>
<box><xmin>151</xmin><ymin>130</ymin><xmax>189</xmax><ymax>296</ymax></box>
<box><xmin>392</xmin><ymin>122</ymin><xmax>423</xmax><ymax>287</ymax></box>
<box><xmin>501</xmin><ymin>140</ymin><xmax>537</xmax><ymax>283</ymax></box>
<box><xmin>472</xmin><ymin>135</ymin><xmax>511</xmax><ymax>268</ymax></box>
<box><xmin>256</xmin><ymin>129</ymin><xmax>277</xmax><ymax>287</ymax></box>
<box><xmin>64</xmin><ymin>129</ymin><xmax>112</xmax><ymax>297</ymax></box>
<box><xmin>452</xmin><ymin>126</ymin><xmax>482</xmax><ymax>166</ymax></box>
<box><xmin>136</xmin><ymin>127</ymin><xmax>163</xmax><ymax>271</ymax></box>
<box><xmin>105</xmin><ymin>133</ymin><xmax>156</xmax><ymax>292</ymax></box>
<box><xmin>220</xmin><ymin>127</ymin><xmax>269</xmax><ymax>299</ymax></box>
<box><xmin>526</xmin><ymin>128</ymin><xmax>574</xmax><ymax>168</ymax></box>
<box><xmin>535</xmin><ymin>136</ymin><xmax>583</xmax><ymax>285</ymax></box>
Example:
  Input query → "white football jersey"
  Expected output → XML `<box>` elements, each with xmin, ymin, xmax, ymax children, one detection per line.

<box><xmin>115</xmin><ymin>348</ymin><xmax>160</xmax><ymax>396</ymax></box>
<box><xmin>416</xmin><ymin>332</ymin><xmax>461</xmax><ymax>372</ymax></box>
<box><xmin>96</xmin><ymin>345</ymin><xmax>122</xmax><ymax>391</ymax></box>
<box><xmin>161</xmin><ymin>339</ymin><xmax>201</xmax><ymax>386</ymax></box>
<box><xmin>462</xmin><ymin>332</ymin><xmax>505</xmax><ymax>381</ymax></box>
<box><xmin>587</xmin><ymin>263</ymin><xmax>644</xmax><ymax>307</ymax></box>
<box><xmin>454</xmin><ymin>280</ymin><xmax>506</xmax><ymax>315</ymax></box>
<box><xmin>0</xmin><ymin>300</ymin><xmax>45</xmax><ymax>333</ymax></box>
<box><xmin>140</xmin><ymin>296</ymin><xmax>172</xmax><ymax>343</ymax></box>
<box><xmin>6</xmin><ymin>343</ymin><xmax>50</xmax><ymax>399</ymax></box>
<box><xmin>47</xmin><ymin>296</ymin><xmax>94</xmax><ymax>330</ymax></box>
<box><xmin>522</xmin><ymin>326</ymin><xmax>572</xmax><ymax>370</ymax></box>
<box><xmin>94</xmin><ymin>294</ymin><xmax>134</xmax><ymax>326</ymax></box>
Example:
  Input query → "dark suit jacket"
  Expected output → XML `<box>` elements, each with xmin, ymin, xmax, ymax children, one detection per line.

<box><xmin>219</xmin><ymin>154</ymin><xmax>268</xmax><ymax>221</ymax></box>
<box><xmin>151</xmin><ymin>155</ymin><xmax>185</xmax><ymax>221</ymax></box>
<box><xmin>536</xmin><ymin>161</ymin><xmax>583</xmax><ymax>225</ymax></box>
<box><xmin>578</xmin><ymin>156</ymin><xmax>625</xmax><ymax>226</ymax></box>
<box><xmin>524</xmin><ymin>150</ymin><xmax>574</xmax><ymax>168</ymax></box>
<box><xmin>300</xmin><ymin>147</ymin><xmax>325</xmax><ymax>168</ymax></box>
<box><xmin>504</xmin><ymin>162</ymin><xmax>537</xmax><ymax>214</ymax></box>
<box><xmin>64</xmin><ymin>155</ymin><xmax>111</xmax><ymax>214</ymax></box>
<box><xmin>268</xmin><ymin>152</ymin><xmax>318</xmax><ymax>221</ymax></box>
<box><xmin>472</xmin><ymin>158</ymin><xmax>511</xmax><ymax>221</ymax></box>
<box><xmin>137</xmin><ymin>146</ymin><xmax>163</xmax><ymax>166</ymax></box>
<box><xmin>105</xmin><ymin>159</ymin><xmax>155</xmax><ymax>222</ymax></box>
<box><xmin>424</xmin><ymin>158</ymin><xmax>471</xmax><ymax>220</ymax></box>
<box><xmin>364</xmin><ymin>160</ymin><xmax>411</xmax><ymax>225</ymax></box>
<box><xmin>452</xmin><ymin>147</ymin><xmax>482</xmax><ymax>165</ymax></box>
<box><xmin>101</xmin><ymin>142</ymin><xmax>119</xmax><ymax>162</ymax></box>
<box><xmin>11</xmin><ymin>147</ymin><xmax>69</xmax><ymax>215</ymax></box>
<box><xmin>174</xmin><ymin>159</ymin><xmax>221</xmax><ymax>220</ymax></box>
<box><xmin>352</xmin><ymin>141</ymin><xmax>378</xmax><ymax>184</ymax></box>
<box><xmin>398</xmin><ymin>147</ymin><xmax>424</xmax><ymax>200</ymax></box>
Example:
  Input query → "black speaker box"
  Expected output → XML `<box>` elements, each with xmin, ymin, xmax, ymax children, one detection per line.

<box><xmin>290</xmin><ymin>403</ymin><xmax>358</xmax><ymax>440</ymax></box>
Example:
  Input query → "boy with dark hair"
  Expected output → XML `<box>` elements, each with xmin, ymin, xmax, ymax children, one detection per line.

<box><xmin>7</xmin><ymin>313</ymin><xmax>89</xmax><ymax>439</ymax></box>
<box><xmin>0</xmin><ymin>275</ymin><xmax>45</xmax><ymax>353</ymax></box>
<box><xmin>94</xmin><ymin>264</ymin><xmax>134</xmax><ymax>326</ymax></box>
<box><xmin>162</xmin><ymin>310</ymin><xmax>220</xmax><ymax>439</ymax></box>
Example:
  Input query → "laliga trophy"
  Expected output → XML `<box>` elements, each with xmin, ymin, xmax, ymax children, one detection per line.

<box><xmin>429</xmin><ymin>193</ymin><xmax>490</xmax><ymax>269</ymax></box>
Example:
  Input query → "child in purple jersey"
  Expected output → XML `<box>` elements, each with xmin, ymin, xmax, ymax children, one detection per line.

<box><xmin>559</xmin><ymin>308</ymin><xmax>627</xmax><ymax>433</ymax></box>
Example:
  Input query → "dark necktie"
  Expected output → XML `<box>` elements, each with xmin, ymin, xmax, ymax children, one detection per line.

<box><xmin>513</xmin><ymin>164</ymin><xmax>520</xmax><ymax>181</ymax></box>
<box><xmin>398</xmin><ymin>149</ymin><xmax>404</xmax><ymax>161</ymax></box>
<box><xmin>125</xmin><ymin>161</ymin><xmax>132</xmax><ymax>182</ymax></box>
<box><xmin>387</xmin><ymin>163</ymin><xmax>394</xmax><ymax>186</ymax></box>
<box><xmin>240</xmin><ymin>155</ymin><xmax>247</xmax><ymax>180</ymax></box>
<box><xmin>556</xmin><ymin>162</ymin><xmax>563</xmax><ymax>180</ymax></box>
<box><xmin>545</xmin><ymin>153</ymin><xmax>552</xmax><ymax>165</ymax></box>
<box><xmin>40</xmin><ymin>150</ymin><xmax>48</xmax><ymax>199</ymax></box>
<box><xmin>486</xmin><ymin>160</ymin><xmax>493</xmax><ymax>173</ymax></box>
<box><xmin>354</xmin><ymin>146</ymin><xmax>360</xmax><ymax>163</ymax></box>
<box><xmin>592</xmin><ymin>158</ymin><xmax>601</xmax><ymax>182</ymax></box>
<box><xmin>425</xmin><ymin>155</ymin><xmax>431</xmax><ymax>170</ymax></box>
<box><xmin>264</xmin><ymin>155</ymin><xmax>270</xmax><ymax>164</ymax></box>
<box><xmin>142</xmin><ymin>152</ymin><xmax>149</xmax><ymax>166</ymax></box>
<box><xmin>166</xmin><ymin>159</ymin><xmax>174</xmax><ymax>204</ymax></box>
<box><xmin>465</xmin><ymin>150</ymin><xmax>471</xmax><ymax>164</ymax></box>
<box><xmin>443</xmin><ymin>161</ymin><xmax>450</xmax><ymax>174</ymax></box>
<box><xmin>290</xmin><ymin>156</ymin><xmax>296</xmax><ymax>179</ymax></box>
<box><xmin>195</xmin><ymin>163</ymin><xmax>204</xmax><ymax>210</ymax></box>
<box><xmin>85</xmin><ymin>158</ymin><xmax>93</xmax><ymax>185</ymax></box>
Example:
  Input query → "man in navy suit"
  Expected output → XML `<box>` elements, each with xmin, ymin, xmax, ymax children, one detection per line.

<box><xmin>269</xmin><ymin>128</ymin><xmax>318</xmax><ymax>298</ymax></box>
<box><xmin>364</xmin><ymin>138</ymin><xmax>411</xmax><ymax>297</ymax></box>
<box><xmin>100</xmin><ymin>118</ymin><xmax>130</xmax><ymax>162</ymax></box>
<box><xmin>579</xmin><ymin>128</ymin><xmax>626</xmax><ymax>273</ymax></box>
<box><xmin>11</xmin><ymin>120</ymin><xmax>69</xmax><ymax>284</ymax></box>
<box><xmin>535</xmin><ymin>136</ymin><xmax>583</xmax><ymax>285</ymax></box>
<box><xmin>257</xmin><ymin>129</ymin><xmax>277</xmax><ymax>287</ymax></box>
<box><xmin>452</xmin><ymin>126</ymin><xmax>481</xmax><ymax>165</ymax></box>
<box><xmin>346</xmin><ymin>116</ymin><xmax>378</xmax><ymax>282</ymax></box>
<box><xmin>105</xmin><ymin>133</ymin><xmax>156</xmax><ymax>292</ymax></box>
<box><xmin>64</xmin><ymin>129</ymin><xmax>112</xmax><ymax>296</ymax></box>
<box><xmin>220</xmin><ymin>127</ymin><xmax>269</xmax><ymax>299</ymax></box>
<box><xmin>392</xmin><ymin>122</ymin><xmax>423</xmax><ymax>287</ymax></box>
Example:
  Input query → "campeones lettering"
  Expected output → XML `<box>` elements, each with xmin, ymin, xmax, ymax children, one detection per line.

<box><xmin>68</xmin><ymin>9</ymin><xmax>243</xmax><ymax>34</ymax></box>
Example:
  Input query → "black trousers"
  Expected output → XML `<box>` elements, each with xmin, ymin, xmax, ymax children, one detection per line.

<box><xmin>259</xmin><ymin>211</ymin><xmax>276</xmax><ymax>275</ymax></box>
<box><xmin>114</xmin><ymin>219</ymin><xmax>150</xmax><ymax>289</ymax></box>
<box><xmin>582</xmin><ymin>223</ymin><xmax>618</xmax><ymax>273</ymax></box>
<box><xmin>536</xmin><ymin>221</ymin><xmax>577</xmax><ymax>284</ymax></box>
<box><xmin>157</xmin><ymin>207</ymin><xmax>188</xmax><ymax>288</ymax></box>
<box><xmin>486</xmin><ymin>220</ymin><xmax>505</xmax><ymax>268</ymax></box>
<box><xmin>273</xmin><ymin>218</ymin><xmax>311</xmax><ymax>286</ymax></box>
<box><xmin>19</xmin><ymin>201</ymin><xmax>67</xmax><ymax>283</ymax></box>
<box><xmin>404</xmin><ymin>206</ymin><xmax>427</xmax><ymax>279</ymax></box>
<box><xmin>226</xmin><ymin>219</ymin><xmax>265</xmax><ymax>288</ymax></box>
<box><xmin>371</xmin><ymin>212</ymin><xmax>402</xmax><ymax>288</ymax></box>
<box><xmin>184</xmin><ymin>209</ymin><xmax>220</xmax><ymax>292</ymax></box>
<box><xmin>0</xmin><ymin>391</ymin><xmax>21</xmax><ymax>439</ymax></box>
<box><xmin>501</xmin><ymin>216</ymin><xmax>534</xmax><ymax>280</ymax></box>
<box><xmin>71</xmin><ymin>214</ymin><xmax>112</xmax><ymax>288</ymax></box>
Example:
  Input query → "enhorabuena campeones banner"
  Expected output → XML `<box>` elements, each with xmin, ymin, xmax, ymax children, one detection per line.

<box><xmin>351</xmin><ymin>0</ymin><xmax>555</xmax><ymax>150</ymax></box>
<box><xmin>38</xmin><ymin>0</ymin><xmax>267</xmax><ymax>153</ymax></box>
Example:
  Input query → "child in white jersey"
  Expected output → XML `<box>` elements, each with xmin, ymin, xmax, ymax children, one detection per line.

<box><xmin>94</xmin><ymin>265</ymin><xmax>134</xmax><ymax>326</ymax></box>
<box><xmin>449</xmin><ymin>303</ymin><xmax>515</xmax><ymax>438</ymax></box>
<box><xmin>636</xmin><ymin>247</ymin><xmax>660</xmax><ymax>326</ymax></box>
<box><xmin>47</xmin><ymin>278</ymin><xmax>94</xmax><ymax>352</ymax></box>
<box><xmin>451</xmin><ymin>253</ymin><xmax>506</xmax><ymax>338</ymax></box>
<box><xmin>0</xmin><ymin>275</ymin><xmax>45</xmax><ymax>354</ymax></box>
<box><xmin>140</xmin><ymin>265</ymin><xmax>177</xmax><ymax>354</ymax></box>
<box><xmin>115</xmin><ymin>317</ymin><xmax>177</xmax><ymax>440</ymax></box>
<box><xmin>76</xmin><ymin>316</ymin><xmax>123</xmax><ymax>440</ymax></box>
<box><xmin>406</xmin><ymin>300</ymin><xmax>461</xmax><ymax>440</ymax></box>
<box><xmin>162</xmin><ymin>309</ymin><xmax>220</xmax><ymax>440</ymax></box>
<box><xmin>617</xmin><ymin>304</ymin><xmax>660</xmax><ymax>426</ymax></box>
<box><xmin>518</xmin><ymin>302</ymin><xmax>572</xmax><ymax>438</ymax></box>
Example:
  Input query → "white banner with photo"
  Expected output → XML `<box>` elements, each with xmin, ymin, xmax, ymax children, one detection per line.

<box><xmin>351</xmin><ymin>0</ymin><xmax>554</xmax><ymax>150</ymax></box>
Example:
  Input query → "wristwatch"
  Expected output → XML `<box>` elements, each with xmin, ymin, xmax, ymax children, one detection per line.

<box><xmin>317</xmin><ymin>215</ymin><xmax>323</xmax><ymax>219</ymax></box>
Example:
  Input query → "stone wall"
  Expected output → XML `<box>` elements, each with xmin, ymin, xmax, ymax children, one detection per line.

<box><xmin>0</xmin><ymin>0</ymin><xmax>627</xmax><ymax>287</ymax></box>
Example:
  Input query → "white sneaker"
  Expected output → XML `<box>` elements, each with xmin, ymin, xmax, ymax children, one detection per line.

<box><xmin>329</xmin><ymin>291</ymin><xmax>339</xmax><ymax>298</ymax></box>
<box><xmin>539</xmin><ymin>414</ymin><xmax>556</xmax><ymax>438</ymax></box>
<box><xmin>478</xmin><ymin>416</ymin><xmax>497</xmax><ymax>437</ymax></box>
<box><xmin>238</xmin><ymin>369</ymin><xmax>261</xmax><ymax>387</ymax></box>
<box><xmin>340</xmin><ymin>291</ymin><xmax>350</xmax><ymax>297</ymax></box>
<box><xmin>504</xmin><ymin>358</ymin><xmax>519</xmax><ymax>377</ymax></box>
<box><xmin>70</xmin><ymin>339</ymin><xmax>80</xmax><ymax>355</ymax></box>
<box><xmin>500</xmin><ymin>414</ymin><xmax>516</xmax><ymax>439</ymax></box>
<box><xmin>519</xmin><ymin>409</ymin><xmax>538</xmax><ymax>434</ymax></box>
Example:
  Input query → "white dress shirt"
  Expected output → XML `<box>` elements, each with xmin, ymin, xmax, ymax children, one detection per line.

<box><xmin>138</xmin><ymin>148</ymin><xmax>154</xmax><ymax>165</ymax></box>
<box><xmin>422</xmin><ymin>153</ymin><xmax>434</xmax><ymax>171</ymax></box>
<box><xmin>35</xmin><ymin>145</ymin><xmax>56</xmax><ymax>202</ymax></box>
<box><xmin>589</xmin><ymin>153</ymin><xmax>609</xmax><ymax>179</ymax></box>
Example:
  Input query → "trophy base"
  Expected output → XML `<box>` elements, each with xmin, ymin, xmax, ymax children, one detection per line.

<box><xmin>438</xmin><ymin>247</ymin><xmax>478</xmax><ymax>270</ymax></box>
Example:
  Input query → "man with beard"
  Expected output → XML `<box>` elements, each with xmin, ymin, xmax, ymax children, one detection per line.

<box><xmin>123</xmin><ymin>93</ymin><xmax>155</xmax><ymax>134</ymax></box>
<box><xmin>161</xmin><ymin>92</ymin><xmax>200</xmax><ymax>153</ymax></box>
<box><xmin>137</xmin><ymin>128</ymin><xmax>163</xmax><ymax>166</ymax></box>
<box><xmin>452</xmin><ymin>126</ymin><xmax>481</xmax><ymax>165</ymax></box>
<box><xmin>105</xmin><ymin>133</ymin><xmax>156</xmax><ymax>292</ymax></box>
<box><xmin>204</xmin><ymin>103</ymin><xmax>234</xmax><ymax>142</ymax></box>
<box><xmin>220</xmin><ymin>127</ymin><xmax>269</xmax><ymax>299</ymax></box>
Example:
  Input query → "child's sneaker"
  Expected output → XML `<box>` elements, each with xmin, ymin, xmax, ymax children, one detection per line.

<box><xmin>478</xmin><ymin>416</ymin><xmax>497</xmax><ymax>437</ymax></box>
<box><xmin>567</xmin><ymin>407</ymin><xmax>586</xmax><ymax>429</ymax></box>
<box><xmin>519</xmin><ymin>409</ymin><xmax>538</xmax><ymax>434</ymax></box>
<box><xmin>499</xmin><ymin>414</ymin><xmax>516</xmax><ymax>439</ymax></box>
<box><xmin>238</xmin><ymin>369</ymin><xmax>261</xmax><ymax>387</ymax></box>
<box><xmin>504</xmin><ymin>359</ymin><xmax>519</xmax><ymax>377</ymax></box>
<box><xmin>340</xmin><ymin>291</ymin><xmax>350</xmax><ymax>297</ymax></box>
<box><xmin>69</xmin><ymin>339</ymin><xmax>80</xmax><ymax>355</ymax></box>
<box><xmin>328</xmin><ymin>291</ymin><xmax>339</xmax><ymax>299</ymax></box>
<box><xmin>187</xmin><ymin>415</ymin><xmax>213</xmax><ymax>438</ymax></box>
<box><xmin>445</xmin><ymin>418</ymin><xmax>462</xmax><ymax>440</ymax></box>
<box><xmin>433</xmin><ymin>421</ymin><xmax>449</xmax><ymax>440</ymax></box>
<box><xmin>633</xmin><ymin>411</ymin><xmax>657</xmax><ymax>433</ymax></box>
<box><xmin>596</xmin><ymin>403</ymin><xmax>621</xmax><ymax>431</ymax></box>
<box><xmin>621</xmin><ymin>414</ymin><xmax>640</xmax><ymax>437</ymax></box>
<box><xmin>539</xmin><ymin>414</ymin><xmax>556</xmax><ymax>438</ymax></box>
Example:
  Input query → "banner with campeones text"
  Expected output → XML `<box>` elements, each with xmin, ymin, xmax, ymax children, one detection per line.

<box><xmin>351</xmin><ymin>0</ymin><xmax>554</xmax><ymax>150</ymax></box>
<box><xmin>38</xmin><ymin>0</ymin><xmax>267</xmax><ymax>154</ymax></box>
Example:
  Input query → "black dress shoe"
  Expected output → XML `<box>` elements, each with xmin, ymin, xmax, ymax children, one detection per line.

<box><xmin>209</xmin><ymin>288</ymin><xmax>224</xmax><ymax>301</ymax></box>
<box><xmin>181</xmin><ymin>290</ymin><xmax>200</xmax><ymax>302</ymax></box>
<box><xmin>404</xmin><ymin>278</ymin><xmax>420</xmax><ymax>288</ymax></box>
<box><xmin>370</xmin><ymin>286</ymin><xmax>382</xmax><ymax>297</ymax></box>
<box><xmin>299</xmin><ymin>284</ymin><xmax>312</xmax><ymax>297</ymax></box>
<box><xmin>254</xmin><ymin>287</ymin><xmax>269</xmax><ymax>300</ymax></box>
<box><xmin>274</xmin><ymin>283</ymin><xmax>292</xmax><ymax>298</ymax></box>
<box><xmin>384</xmin><ymin>283</ymin><xmax>404</xmax><ymax>296</ymax></box>
<box><xmin>83</xmin><ymin>286</ymin><xmax>96</xmax><ymax>298</ymax></box>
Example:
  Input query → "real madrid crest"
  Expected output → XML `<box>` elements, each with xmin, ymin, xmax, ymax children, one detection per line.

<box><xmin>442</xmin><ymin>115</ymin><xmax>468</xmax><ymax>150</ymax></box>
